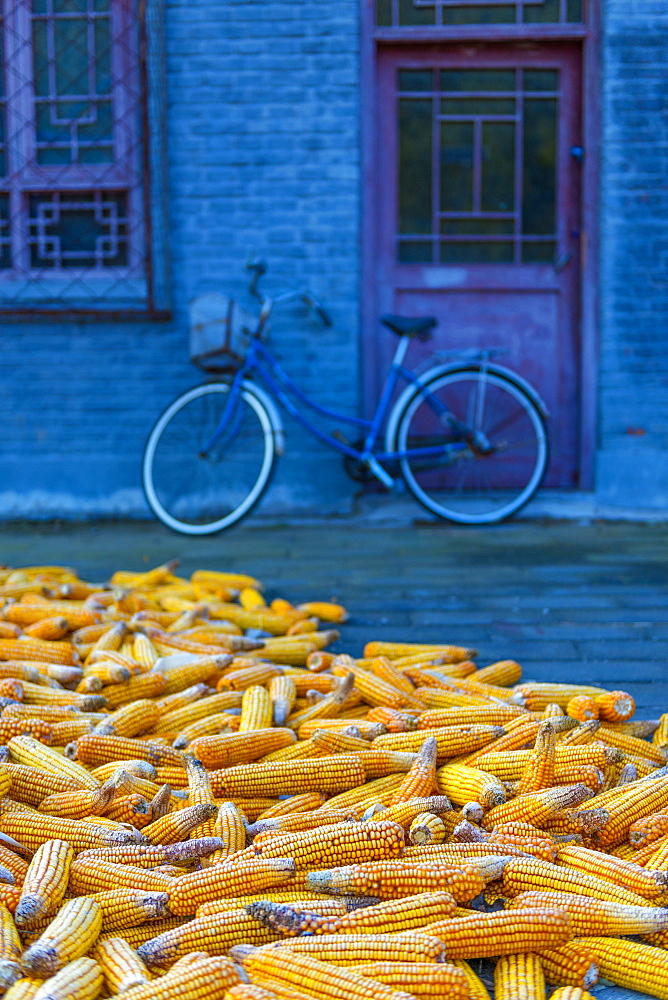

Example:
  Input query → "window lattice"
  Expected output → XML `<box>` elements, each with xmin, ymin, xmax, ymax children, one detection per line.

<box><xmin>377</xmin><ymin>0</ymin><xmax>584</xmax><ymax>26</ymax></box>
<box><xmin>0</xmin><ymin>0</ymin><xmax>146</xmax><ymax>309</ymax></box>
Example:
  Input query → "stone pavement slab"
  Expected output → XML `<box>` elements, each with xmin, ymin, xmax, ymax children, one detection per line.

<box><xmin>1</xmin><ymin>518</ymin><xmax>667</xmax><ymax>1000</ymax></box>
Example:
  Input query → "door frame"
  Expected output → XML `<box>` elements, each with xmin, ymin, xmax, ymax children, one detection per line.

<box><xmin>359</xmin><ymin>0</ymin><xmax>601</xmax><ymax>490</ymax></box>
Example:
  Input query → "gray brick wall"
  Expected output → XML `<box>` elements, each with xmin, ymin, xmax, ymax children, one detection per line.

<box><xmin>597</xmin><ymin>1</ymin><xmax>668</xmax><ymax>507</ymax></box>
<box><xmin>0</xmin><ymin>0</ymin><xmax>361</xmax><ymax>518</ymax></box>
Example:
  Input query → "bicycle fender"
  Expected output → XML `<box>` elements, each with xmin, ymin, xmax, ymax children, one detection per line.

<box><xmin>384</xmin><ymin>361</ymin><xmax>549</xmax><ymax>454</ymax></box>
<box><xmin>242</xmin><ymin>379</ymin><xmax>286</xmax><ymax>456</ymax></box>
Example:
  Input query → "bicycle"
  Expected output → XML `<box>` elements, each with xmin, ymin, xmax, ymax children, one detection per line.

<box><xmin>142</xmin><ymin>261</ymin><xmax>549</xmax><ymax>534</ymax></box>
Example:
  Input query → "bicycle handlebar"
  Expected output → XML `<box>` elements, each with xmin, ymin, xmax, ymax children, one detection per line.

<box><xmin>246</xmin><ymin>259</ymin><xmax>332</xmax><ymax>328</ymax></box>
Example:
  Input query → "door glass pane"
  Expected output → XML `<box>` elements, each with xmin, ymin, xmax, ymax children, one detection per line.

<box><xmin>440</xmin><ymin>69</ymin><xmax>516</xmax><ymax>93</ymax></box>
<box><xmin>399</xmin><ymin>98</ymin><xmax>433</xmax><ymax>234</ymax></box>
<box><xmin>440</xmin><ymin>122</ymin><xmax>474</xmax><ymax>213</ymax></box>
<box><xmin>377</xmin><ymin>1</ymin><xmax>584</xmax><ymax>26</ymax></box>
<box><xmin>522</xmin><ymin>97</ymin><xmax>557</xmax><ymax>235</ymax></box>
<box><xmin>481</xmin><ymin>122</ymin><xmax>515</xmax><ymax>212</ymax></box>
<box><xmin>396</xmin><ymin>63</ymin><xmax>561</xmax><ymax>265</ymax></box>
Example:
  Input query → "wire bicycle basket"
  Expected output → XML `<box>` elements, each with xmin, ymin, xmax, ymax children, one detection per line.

<box><xmin>189</xmin><ymin>293</ymin><xmax>258</xmax><ymax>372</ymax></box>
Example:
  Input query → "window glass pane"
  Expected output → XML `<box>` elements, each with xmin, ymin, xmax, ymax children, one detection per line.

<box><xmin>376</xmin><ymin>0</ymin><xmax>392</xmax><ymax>25</ymax></box>
<box><xmin>481</xmin><ymin>121</ymin><xmax>515</xmax><ymax>212</ymax></box>
<box><xmin>440</xmin><ymin>122</ymin><xmax>474</xmax><ymax>213</ymax></box>
<box><xmin>441</xmin><ymin>218</ymin><xmax>514</xmax><ymax>235</ymax></box>
<box><xmin>523</xmin><ymin>0</ymin><xmax>561</xmax><ymax>22</ymax></box>
<box><xmin>399</xmin><ymin>70</ymin><xmax>434</xmax><ymax>93</ymax></box>
<box><xmin>441</xmin><ymin>5</ymin><xmax>515</xmax><ymax>24</ymax></box>
<box><xmin>32</xmin><ymin>21</ymin><xmax>49</xmax><ymax>96</ymax></box>
<box><xmin>0</xmin><ymin>195</ymin><xmax>9</xmax><ymax>268</ymax></box>
<box><xmin>522</xmin><ymin>240</ymin><xmax>555</xmax><ymax>262</ymax></box>
<box><xmin>440</xmin><ymin>69</ymin><xmax>516</xmax><ymax>93</ymax></box>
<box><xmin>54</xmin><ymin>0</ymin><xmax>87</xmax><ymax>12</ymax></box>
<box><xmin>399</xmin><ymin>99</ymin><xmax>433</xmax><ymax>235</ymax></box>
<box><xmin>54</xmin><ymin>19</ymin><xmax>89</xmax><ymax>95</ymax></box>
<box><xmin>399</xmin><ymin>0</ymin><xmax>435</xmax><ymax>24</ymax></box>
<box><xmin>399</xmin><ymin>240</ymin><xmax>434</xmax><ymax>263</ymax></box>
<box><xmin>522</xmin><ymin>97</ymin><xmax>557</xmax><ymax>234</ymax></box>
<box><xmin>440</xmin><ymin>241</ymin><xmax>514</xmax><ymax>263</ymax></box>
<box><xmin>567</xmin><ymin>0</ymin><xmax>583</xmax><ymax>21</ymax></box>
<box><xmin>523</xmin><ymin>70</ymin><xmax>558</xmax><ymax>92</ymax></box>
<box><xmin>94</xmin><ymin>18</ymin><xmax>112</xmax><ymax>93</ymax></box>
<box><xmin>441</xmin><ymin>97</ymin><xmax>515</xmax><ymax>116</ymax></box>
<box><xmin>28</xmin><ymin>192</ymin><xmax>129</xmax><ymax>270</ymax></box>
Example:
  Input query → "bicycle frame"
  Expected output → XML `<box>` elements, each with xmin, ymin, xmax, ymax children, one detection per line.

<box><xmin>203</xmin><ymin>333</ymin><xmax>471</xmax><ymax>482</ymax></box>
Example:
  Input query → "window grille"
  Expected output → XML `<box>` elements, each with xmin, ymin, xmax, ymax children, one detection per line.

<box><xmin>0</xmin><ymin>0</ymin><xmax>149</xmax><ymax>311</ymax></box>
<box><xmin>377</xmin><ymin>0</ymin><xmax>585</xmax><ymax>26</ymax></box>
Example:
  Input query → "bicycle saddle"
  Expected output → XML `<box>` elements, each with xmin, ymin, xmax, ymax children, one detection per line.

<box><xmin>381</xmin><ymin>314</ymin><xmax>437</xmax><ymax>339</ymax></box>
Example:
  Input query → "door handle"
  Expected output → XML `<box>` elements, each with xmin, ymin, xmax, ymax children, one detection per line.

<box><xmin>554</xmin><ymin>250</ymin><xmax>573</xmax><ymax>273</ymax></box>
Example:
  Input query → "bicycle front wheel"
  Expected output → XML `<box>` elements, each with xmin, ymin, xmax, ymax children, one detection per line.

<box><xmin>394</xmin><ymin>368</ymin><xmax>548</xmax><ymax>525</ymax></box>
<box><xmin>142</xmin><ymin>381</ymin><xmax>277</xmax><ymax>535</ymax></box>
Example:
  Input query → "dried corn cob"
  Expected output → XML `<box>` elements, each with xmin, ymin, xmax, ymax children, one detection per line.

<box><xmin>595</xmin><ymin>690</ymin><xmax>635</xmax><ymax>722</ymax></box>
<box><xmin>29</xmin><ymin>956</ymin><xmax>102</xmax><ymax>1000</ymax></box>
<box><xmin>577</xmin><ymin>937</ymin><xmax>668</xmax><ymax>999</ymax></box>
<box><xmin>14</xmin><ymin>841</ymin><xmax>74</xmax><ymax>930</ymax></box>
<box><xmin>136</xmin><ymin>910</ymin><xmax>279</xmax><ymax>969</ymax></box>
<box><xmin>0</xmin><ymin>813</ymin><xmax>138</xmax><ymax>852</ymax></box>
<box><xmin>482</xmin><ymin>783</ymin><xmax>592</xmax><ymax>829</ymax></box>
<box><xmin>509</xmin><ymin>890</ymin><xmax>668</xmax><ymax>936</ymax></box>
<box><xmin>235</xmin><ymin>946</ymin><xmax>413</xmax><ymax>1000</ymax></box>
<box><xmin>210</xmin><ymin>756</ymin><xmax>366</xmax><ymax>798</ymax></box>
<box><xmin>437</xmin><ymin>764</ymin><xmax>506</xmax><ymax>809</ymax></box>
<box><xmin>517</xmin><ymin>721</ymin><xmax>557</xmax><ymax>794</ymax></box>
<box><xmin>306</xmin><ymin>860</ymin><xmax>484</xmax><ymax>902</ymax></box>
<box><xmin>76</xmin><ymin>838</ymin><xmax>224</xmax><ymax>868</ymax></box>
<box><xmin>188</xmin><ymin>729</ymin><xmax>295</xmax><ymax>769</ymax></box>
<box><xmin>408</xmin><ymin>813</ymin><xmax>447</xmax><ymax>845</ymax></box>
<box><xmin>95</xmin><ymin>937</ymin><xmax>151</xmax><ymax>993</ymax></box>
<box><xmin>167</xmin><ymin>857</ymin><xmax>296</xmax><ymax>916</ymax></box>
<box><xmin>21</xmin><ymin>896</ymin><xmax>102</xmax><ymax>976</ymax></box>
<box><xmin>252</xmin><ymin>821</ymin><xmax>404</xmax><ymax>870</ymax></box>
<box><xmin>494</xmin><ymin>952</ymin><xmax>545</xmax><ymax>1000</ymax></box>
<box><xmin>0</xmin><ymin>903</ymin><xmax>22</xmax><ymax>991</ymax></box>
<box><xmin>501</xmin><ymin>856</ymin><xmax>652</xmax><ymax>906</ymax></box>
<box><xmin>8</xmin><ymin>737</ymin><xmax>99</xmax><ymax>790</ymax></box>
<box><xmin>68</xmin><ymin>859</ymin><xmax>175</xmax><ymax>894</ymax></box>
<box><xmin>556</xmin><ymin>843</ymin><xmax>668</xmax><ymax>898</ymax></box>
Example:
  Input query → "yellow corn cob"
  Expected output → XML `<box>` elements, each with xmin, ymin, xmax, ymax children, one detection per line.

<box><xmin>509</xmin><ymin>890</ymin><xmax>668</xmax><ymax>936</ymax></box>
<box><xmin>93</xmin><ymin>700</ymin><xmax>160</xmax><ymax>739</ymax></box>
<box><xmin>141</xmin><ymin>803</ymin><xmax>217</xmax><ymax>845</ymax></box>
<box><xmin>577</xmin><ymin>937</ymin><xmax>668</xmax><ymax>999</ymax></box>
<box><xmin>286</xmin><ymin>675</ymin><xmax>357</xmax><ymax>731</ymax></box>
<box><xmin>516</xmin><ymin>721</ymin><xmax>557</xmax><ymax>795</ymax></box>
<box><xmin>0</xmin><ymin>846</ymin><xmax>29</xmax><ymax>887</ymax></box>
<box><xmin>136</xmin><ymin>910</ymin><xmax>278</xmax><ymax>969</ymax></box>
<box><xmin>437</xmin><ymin>763</ymin><xmax>506</xmax><ymax>809</ymax></box>
<box><xmin>87</xmin><ymin>887</ymin><xmax>171</xmax><ymax>931</ymax></box>
<box><xmin>132</xmin><ymin>633</ymin><xmax>159</xmax><ymax>669</ymax></box>
<box><xmin>596</xmin><ymin>727</ymin><xmax>666</xmax><ymax>765</ymax></box>
<box><xmin>268</xmin><ymin>676</ymin><xmax>296</xmax><ymax>728</ymax></box>
<box><xmin>494</xmin><ymin>952</ymin><xmax>545</xmax><ymax>1000</ymax></box>
<box><xmin>349</xmin><ymin>961</ymin><xmax>468</xmax><ymax>999</ymax></box>
<box><xmin>556</xmin><ymin>843</ymin><xmax>668</xmax><ymax>897</ymax></box>
<box><xmin>368</xmin><ymin>796</ymin><xmax>452</xmax><ymax>830</ymax></box>
<box><xmin>595</xmin><ymin>690</ymin><xmax>635</xmax><ymax>722</ymax></box>
<box><xmin>21</xmin><ymin>897</ymin><xmax>102</xmax><ymax>976</ymax></box>
<box><xmin>96</xmin><ymin>917</ymin><xmax>186</xmax><ymax>950</ymax></box>
<box><xmin>105</xmin><ymin>793</ymin><xmax>152</xmax><ymax>828</ymax></box>
<box><xmin>101</xmin><ymin>673</ymin><xmax>167</xmax><ymax>711</ymax></box>
<box><xmin>0</xmin><ymin>640</ymin><xmax>77</xmax><ymax>667</ymax></box>
<box><xmin>236</xmin><ymin>946</ymin><xmax>413</xmax><ymax>1000</ymax></box>
<box><xmin>30</xmin><ymin>957</ymin><xmax>103</xmax><ymax>1000</ymax></box>
<box><xmin>654</xmin><ymin>714</ymin><xmax>668</xmax><ymax>751</ymax></box>
<box><xmin>0</xmin><ymin>903</ymin><xmax>22</xmax><ymax>992</ymax></box>
<box><xmin>68</xmin><ymin>859</ymin><xmax>176</xmax><ymax>895</ymax></box>
<box><xmin>411</xmin><ymin>687</ymin><xmax>496</xmax><ymax>710</ymax></box>
<box><xmin>388</xmin><ymin>737</ymin><xmax>437</xmax><ymax>804</ymax></box>
<box><xmin>0</xmin><ymin>813</ymin><xmax>136</xmax><ymax>852</ymax></box>
<box><xmin>537</xmin><ymin>941</ymin><xmax>599</xmax><ymax>989</ymax></box>
<box><xmin>548</xmin><ymin>991</ymin><xmax>596</xmax><ymax>1000</ymax></box>
<box><xmin>22</xmin><ymin>618</ymin><xmax>70</xmax><ymax>641</ymax></box>
<box><xmin>363</xmin><ymin>642</ymin><xmax>475</xmax><ymax>662</ymax></box>
<box><xmin>210</xmin><ymin>755</ymin><xmax>366</xmax><ymax>799</ymax></box>
<box><xmin>95</xmin><ymin>937</ymin><xmax>151</xmax><ymax>993</ymax></box>
<box><xmin>373</xmin><ymin>726</ymin><xmax>505</xmax><ymax>761</ymax></box>
<box><xmin>541</xmin><ymin>703</ymin><xmax>565</xmax><ymax>718</ymax></box>
<box><xmin>69</xmin><ymin>733</ymin><xmax>185</xmax><ymax>769</ymax></box>
<box><xmin>218</xmin><ymin>663</ymin><xmax>283</xmax><ymax>692</ymax></box>
<box><xmin>306</xmin><ymin>860</ymin><xmax>484</xmax><ymax>902</ymax></box>
<box><xmin>501</xmin><ymin>856</ymin><xmax>653</xmax><ymax>906</ymax></box>
<box><xmin>173</xmin><ymin>713</ymin><xmax>240</xmax><ymax>749</ymax></box>
<box><xmin>449</xmin><ymin>960</ymin><xmax>491</xmax><ymax>1000</ymax></box>
<box><xmin>208</xmin><ymin>802</ymin><xmax>247</xmax><ymax>864</ymax></box>
<box><xmin>629</xmin><ymin>812</ymin><xmax>668</xmax><ymax>847</ymax></box>
<box><xmin>416</xmin><ymin>705</ymin><xmax>523</xmax><ymax>731</ymax></box>
<box><xmin>253</xmin><ymin>932</ymin><xmax>445</xmax><ymax>966</ymax></box>
<box><xmin>481</xmin><ymin>783</ymin><xmax>592</xmax><ymax>829</ymax></box>
<box><xmin>544</xmin><ymin>807</ymin><xmax>610</xmax><ymax>837</ymax></box>
<box><xmin>183</xmin><ymin>754</ymin><xmax>215</xmax><ymax>826</ymax></box>
<box><xmin>422</xmin><ymin>907</ymin><xmax>571</xmax><ymax>958</ymax></box>
<box><xmin>252</xmin><ymin>821</ymin><xmax>404</xmax><ymax>870</ymax></box>
<box><xmin>408</xmin><ymin>813</ymin><xmax>447</xmax><ymax>845</ymax></box>
<box><xmin>557</xmin><ymin>720</ymin><xmax>600</xmax><ymax>746</ymax></box>
<box><xmin>38</xmin><ymin>780</ymin><xmax>116</xmax><ymax>820</ymax></box>
<box><xmin>513</xmin><ymin>683</ymin><xmax>610</xmax><ymax>711</ymax></box>
<box><xmin>188</xmin><ymin>729</ymin><xmax>296</xmax><ymax>769</ymax></box>
<box><xmin>155</xmin><ymin>692</ymin><xmax>243</xmax><ymax>734</ymax></box>
<box><xmin>167</xmin><ymin>856</ymin><xmax>296</xmax><ymax>916</ymax></box>
<box><xmin>14</xmin><ymin>841</ymin><xmax>74</xmax><ymax>931</ymax></box>
<box><xmin>48</xmin><ymin>719</ymin><xmax>93</xmax><ymax>745</ymax></box>
<box><xmin>594</xmin><ymin>775</ymin><xmax>668</xmax><ymax>848</ymax></box>
<box><xmin>566</xmin><ymin>695</ymin><xmax>599</xmax><ymax>722</ymax></box>
<box><xmin>8</xmin><ymin>737</ymin><xmax>100</xmax><ymax>791</ymax></box>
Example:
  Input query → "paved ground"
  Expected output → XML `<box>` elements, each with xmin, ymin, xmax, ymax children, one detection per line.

<box><xmin>3</xmin><ymin>518</ymin><xmax>666</xmax><ymax>717</ymax></box>
<box><xmin>2</xmin><ymin>518</ymin><xmax>667</xmax><ymax>999</ymax></box>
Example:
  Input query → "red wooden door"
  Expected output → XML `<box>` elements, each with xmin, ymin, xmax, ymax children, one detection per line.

<box><xmin>373</xmin><ymin>43</ymin><xmax>583</xmax><ymax>486</ymax></box>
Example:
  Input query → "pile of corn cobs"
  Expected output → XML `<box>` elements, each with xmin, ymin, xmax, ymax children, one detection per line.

<box><xmin>0</xmin><ymin>561</ymin><xmax>664</xmax><ymax>1000</ymax></box>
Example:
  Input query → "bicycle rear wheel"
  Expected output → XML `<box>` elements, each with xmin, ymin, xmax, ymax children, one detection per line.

<box><xmin>142</xmin><ymin>381</ymin><xmax>276</xmax><ymax>535</ymax></box>
<box><xmin>394</xmin><ymin>368</ymin><xmax>548</xmax><ymax>525</ymax></box>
